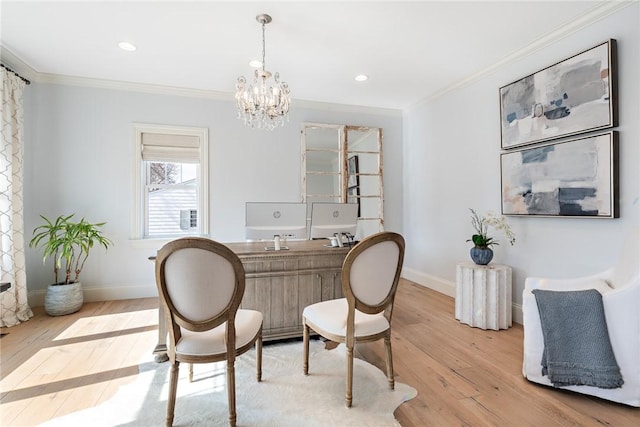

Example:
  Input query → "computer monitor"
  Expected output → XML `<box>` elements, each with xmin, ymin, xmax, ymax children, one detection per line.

<box><xmin>309</xmin><ymin>203</ymin><xmax>358</xmax><ymax>239</ymax></box>
<box><xmin>245</xmin><ymin>202</ymin><xmax>308</xmax><ymax>241</ymax></box>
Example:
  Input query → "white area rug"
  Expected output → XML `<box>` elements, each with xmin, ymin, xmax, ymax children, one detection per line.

<box><xmin>39</xmin><ymin>340</ymin><xmax>417</xmax><ymax>426</ymax></box>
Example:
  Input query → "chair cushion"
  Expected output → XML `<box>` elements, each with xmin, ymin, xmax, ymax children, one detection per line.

<box><xmin>303</xmin><ymin>298</ymin><xmax>389</xmax><ymax>338</ymax></box>
<box><xmin>176</xmin><ymin>309</ymin><xmax>263</xmax><ymax>356</ymax></box>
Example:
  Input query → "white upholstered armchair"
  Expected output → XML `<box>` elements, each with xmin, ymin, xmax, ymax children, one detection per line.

<box><xmin>522</xmin><ymin>228</ymin><xmax>640</xmax><ymax>407</ymax></box>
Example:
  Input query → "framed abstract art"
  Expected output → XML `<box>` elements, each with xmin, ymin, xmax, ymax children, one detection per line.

<box><xmin>500</xmin><ymin>39</ymin><xmax>617</xmax><ymax>149</ymax></box>
<box><xmin>501</xmin><ymin>132</ymin><xmax>618</xmax><ymax>218</ymax></box>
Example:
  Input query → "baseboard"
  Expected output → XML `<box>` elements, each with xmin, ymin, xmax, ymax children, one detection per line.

<box><xmin>28</xmin><ymin>284</ymin><xmax>157</xmax><ymax>307</ymax></box>
<box><xmin>512</xmin><ymin>302</ymin><xmax>523</xmax><ymax>325</ymax></box>
<box><xmin>401</xmin><ymin>267</ymin><xmax>523</xmax><ymax>325</ymax></box>
<box><xmin>402</xmin><ymin>267</ymin><xmax>456</xmax><ymax>298</ymax></box>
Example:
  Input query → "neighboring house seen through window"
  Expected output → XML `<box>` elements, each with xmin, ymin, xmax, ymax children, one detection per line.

<box><xmin>146</xmin><ymin>161</ymin><xmax>198</xmax><ymax>236</ymax></box>
<box><xmin>133</xmin><ymin>124</ymin><xmax>209</xmax><ymax>239</ymax></box>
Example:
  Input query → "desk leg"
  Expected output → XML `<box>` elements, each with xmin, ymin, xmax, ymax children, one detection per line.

<box><xmin>154</xmin><ymin>304</ymin><xmax>169</xmax><ymax>363</ymax></box>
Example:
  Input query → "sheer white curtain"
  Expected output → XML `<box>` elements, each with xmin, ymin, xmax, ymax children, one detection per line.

<box><xmin>1</xmin><ymin>68</ymin><xmax>33</xmax><ymax>326</ymax></box>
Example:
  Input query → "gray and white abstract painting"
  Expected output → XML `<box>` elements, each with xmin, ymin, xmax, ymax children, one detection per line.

<box><xmin>500</xmin><ymin>40</ymin><xmax>615</xmax><ymax>149</ymax></box>
<box><xmin>501</xmin><ymin>133</ymin><xmax>615</xmax><ymax>217</ymax></box>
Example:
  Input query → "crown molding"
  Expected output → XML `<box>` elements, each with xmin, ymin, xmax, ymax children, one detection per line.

<box><xmin>406</xmin><ymin>0</ymin><xmax>636</xmax><ymax>112</ymax></box>
<box><xmin>37</xmin><ymin>72</ymin><xmax>235</xmax><ymax>100</ymax></box>
<box><xmin>0</xmin><ymin>46</ymin><xmax>37</xmax><ymax>82</ymax></box>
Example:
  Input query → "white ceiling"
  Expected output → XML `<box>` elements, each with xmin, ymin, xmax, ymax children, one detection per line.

<box><xmin>0</xmin><ymin>1</ymin><xmax>624</xmax><ymax>110</ymax></box>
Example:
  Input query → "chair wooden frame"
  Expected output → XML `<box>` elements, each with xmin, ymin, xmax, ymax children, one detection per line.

<box><xmin>155</xmin><ymin>237</ymin><xmax>263</xmax><ymax>426</ymax></box>
<box><xmin>302</xmin><ymin>231</ymin><xmax>405</xmax><ymax>407</ymax></box>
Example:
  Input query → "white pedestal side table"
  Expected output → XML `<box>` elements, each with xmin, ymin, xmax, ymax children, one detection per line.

<box><xmin>455</xmin><ymin>262</ymin><xmax>512</xmax><ymax>330</ymax></box>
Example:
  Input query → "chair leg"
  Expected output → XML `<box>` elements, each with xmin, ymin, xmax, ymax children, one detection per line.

<box><xmin>256</xmin><ymin>333</ymin><xmax>263</xmax><ymax>382</ymax></box>
<box><xmin>384</xmin><ymin>334</ymin><xmax>395</xmax><ymax>390</ymax></box>
<box><xmin>188</xmin><ymin>363</ymin><xmax>193</xmax><ymax>382</ymax></box>
<box><xmin>166</xmin><ymin>361</ymin><xmax>180</xmax><ymax>427</ymax></box>
<box><xmin>346</xmin><ymin>343</ymin><xmax>353</xmax><ymax>408</ymax></box>
<box><xmin>303</xmin><ymin>321</ymin><xmax>310</xmax><ymax>375</ymax></box>
<box><xmin>227</xmin><ymin>356</ymin><xmax>237</xmax><ymax>427</ymax></box>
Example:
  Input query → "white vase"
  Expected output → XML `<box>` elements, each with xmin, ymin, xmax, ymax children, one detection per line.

<box><xmin>44</xmin><ymin>282</ymin><xmax>83</xmax><ymax>316</ymax></box>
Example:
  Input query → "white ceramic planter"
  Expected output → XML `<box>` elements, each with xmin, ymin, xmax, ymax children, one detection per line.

<box><xmin>44</xmin><ymin>282</ymin><xmax>83</xmax><ymax>316</ymax></box>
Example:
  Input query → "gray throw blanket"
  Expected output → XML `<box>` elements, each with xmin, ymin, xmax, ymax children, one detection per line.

<box><xmin>532</xmin><ymin>289</ymin><xmax>623</xmax><ymax>389</ymax></box>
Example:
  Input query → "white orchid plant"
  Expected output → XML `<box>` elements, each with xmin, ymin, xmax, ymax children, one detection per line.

<box><xmin>467</xmin><ymin>208</ymin><xmax>516</xmax><ymax>248</ymax></box>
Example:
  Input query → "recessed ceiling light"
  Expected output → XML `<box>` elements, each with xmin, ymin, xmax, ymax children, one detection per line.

<box><xmin>355</xmin><ymin>74</ymin><xmax>368</xmax><ymax>82</ymax></box>
<box><xmin>249</xmin><ymin>59</ymin><xmax>262</xmax><ymax>68</ymax></box>
<box><xmin>118</xmin><ymin>41</ymin><xmax>137</xmax><ymax>51</ymax></box>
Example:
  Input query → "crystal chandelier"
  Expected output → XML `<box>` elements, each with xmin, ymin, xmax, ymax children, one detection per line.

<box><xmin>236</xmin><ymin>14</ymin><xmax>291</xmax><ymax>130</ymax></box>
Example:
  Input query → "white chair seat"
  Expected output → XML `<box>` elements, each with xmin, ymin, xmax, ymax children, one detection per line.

<box><xmin>303</xmin><ymin>298</ymin><xmax>389</xmax><ymax>338</ymax></box>
<box><xmin>177</xmin><ymin>309</ymin><xmax>263</xmax><ymax>356</ymax></box>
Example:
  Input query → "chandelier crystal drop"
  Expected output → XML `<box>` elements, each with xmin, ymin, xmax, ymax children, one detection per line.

<box><xmin>236</xmin><ymin>14</ymin><xmax>291</xmax><ymax>130</ymax></box>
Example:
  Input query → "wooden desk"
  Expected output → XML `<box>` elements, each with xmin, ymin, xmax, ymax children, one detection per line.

<box><xmin>153</xmin><ymin>239</ymin><xmax>350</xmax><ymax>361</ymax></box>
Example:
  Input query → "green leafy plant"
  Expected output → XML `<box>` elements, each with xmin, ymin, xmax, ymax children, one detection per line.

<box><xmin>29</xmin><ymin>214</ymin><xmax>113</xmax><ymax>285</ymax></box>
<box><xmin>467</xmin><ymin>208</ymin><xmax>515</xmax><ymax>248</ymax></box>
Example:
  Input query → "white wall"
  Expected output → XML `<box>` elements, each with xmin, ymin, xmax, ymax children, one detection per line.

<box><xmin>23</xmin><ymin>85</ymin><xmax>403</xmax><ymax>303</ymax></box>
<box><xmin>402</xmin><ymin>4</ymin><xmax>640</xmax><ymax>321</ymax></box>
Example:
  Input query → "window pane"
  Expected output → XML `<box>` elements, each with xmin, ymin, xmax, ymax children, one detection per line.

<box><xmin>348</xmin><ymin>152</ymin><xmax>379</xmax><ymax>175</ymax></box>
<box><xmin>360</xmin><ymin>196</ymin><xmax>381</xmax><ymax>219</ymax></box>
<box><xmin>146</xmin><ymin>184</ymin><xmax>198</xmax><ymax>237</ymax></box>
<box><xmin>347</xmin><ymin>128</ymin><xmax>379</xmax><ymax>152</ymax></box>
<box><xmin>306</xmin><ymin>151</ymin><xmax>340</xmax><ymax>173</ymax></box>
<box><xmin>305</xmin><ymin>126</ymin><xmax>340</xmax><ymax>150</ymax></box>
<box><xmin>306</xmin><ymin>173</ymin><xmax>341</xmax><ymax>197</ymax></box>
<box><xmin>180</xmin><ymin>163</ymin><xmax>197</xmax><ymax>183</ymax></box>
<box><xmin>148</xmin><ymin>162</ymin><xmax>166</xmax><ymax>184</ymax></box>
<box><xmin>358</xmin><ymin>175</ymin><xmax>380</xmax><ymax>197</ymax></box>
<box><xmin>148</xmin><ymin>162</ymin><xmax>198</xmax><ymax>185</ymax></box>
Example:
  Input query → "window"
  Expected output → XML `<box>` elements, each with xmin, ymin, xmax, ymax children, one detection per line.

<box><xmin>133</xmin><ymin>124</ymin><xmax>209</xmax><ymax>239</ymax></box>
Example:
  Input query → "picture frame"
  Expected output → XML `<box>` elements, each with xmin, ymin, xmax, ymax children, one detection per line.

<box><xmin>501</xmin><ymin>131</ymin><xmax>618</xmax><ymax>218</ymax></box>
<box><xmin>347</xmin><ymin>155</ymin><xmax>359</xmax><ymax>188</ymax></box>
<box><xmin>499</xmin><ymin>39</ymin><xmax>617</xmax><ymax>150</ymax></box>
<box><xmin>348</xmin><ymin>186</ymin><xmax>361</xmax><ymax>217</ymax></box>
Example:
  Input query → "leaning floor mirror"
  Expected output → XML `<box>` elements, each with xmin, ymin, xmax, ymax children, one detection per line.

<box><xmin>301</xmin><ymin>123</ymin><xmax>384</xmax><ymax>241</ymax></box>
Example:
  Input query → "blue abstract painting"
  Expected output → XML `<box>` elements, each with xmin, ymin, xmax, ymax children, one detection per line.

<box><xmin>501</xmin><ymin>132</ymin><xmax>616</xmax><ymax>217</ymax></box>
<box><xmin>500</xmin><ymin>40</ymin><xmax>615</xmax><ymax>149</ymax></box>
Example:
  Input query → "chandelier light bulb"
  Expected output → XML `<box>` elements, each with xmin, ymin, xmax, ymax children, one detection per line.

<box><xmin>235</xmin><ymin>14</ymin><xmax>291</xmax><ymax>130</ymax></box>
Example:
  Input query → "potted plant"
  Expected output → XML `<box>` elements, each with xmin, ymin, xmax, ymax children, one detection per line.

<box><xmin>29</xmin><ymin>214</ymin><xmax>113</xmax><ymax>316</ymax></box>
<box><xmin>466</xmin><ymin>208</ymin><xmax>515</xmax><ymax>265</ymax></box>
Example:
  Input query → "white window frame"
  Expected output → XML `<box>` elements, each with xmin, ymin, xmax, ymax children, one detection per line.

<box><xmin>132</xmin><ymin>123</ymin><xmax>209</xmax><ymax>243</ymax></box>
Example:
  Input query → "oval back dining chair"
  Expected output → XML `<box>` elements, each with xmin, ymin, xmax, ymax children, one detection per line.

<box><xmin>302</xmin><ymin>231</ymin><xmax>405</xmax><ymax>407</ymax></box>
<box><xmin>155</xmin><ymin>237</ymin><xmax>263</xmax><ymax>426</ymax></box>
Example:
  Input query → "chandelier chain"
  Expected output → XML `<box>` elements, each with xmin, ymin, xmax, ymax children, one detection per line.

<box><xmin>261</xmin><ymin>21</ymin><xmax>266</xmax><ymax>71</ymax></box>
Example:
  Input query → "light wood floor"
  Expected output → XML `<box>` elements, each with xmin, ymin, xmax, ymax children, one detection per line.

<box><xmin>1</xmin><ymin>279</ymin><xmax>638</xmax><ymax>426</ymax></box>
